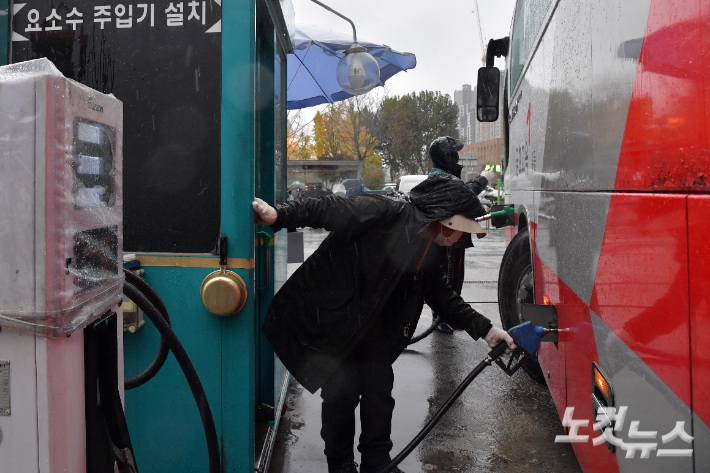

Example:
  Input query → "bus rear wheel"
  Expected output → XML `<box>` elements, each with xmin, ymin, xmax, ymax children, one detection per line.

<box><xmin>498</xmin><ymin>227</ymin><xmax>546</xmax><ymax>385</ymax></box>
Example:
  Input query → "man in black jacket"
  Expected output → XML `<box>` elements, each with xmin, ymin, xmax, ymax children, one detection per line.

<box><xmin>427</xmin><ymin>136</ymin><xmax>490</xmax><ymax>334</ymax></box>
<box><xmin>253</xmin><ymin>174</ymin><xmax>514</xmax><ymax>473</ymax></box>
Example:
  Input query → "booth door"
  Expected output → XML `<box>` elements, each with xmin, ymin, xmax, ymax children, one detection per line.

<box><xmin>254</xmin><ymin>0</ymin><xmax>288</xmax><ymax>428</ymax></box>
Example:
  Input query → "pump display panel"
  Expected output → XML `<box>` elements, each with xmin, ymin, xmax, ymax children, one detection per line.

<box><xmin>73</xmin><ymin>119</ymin><xmax>117</xmax><ymax>208</ymax></box>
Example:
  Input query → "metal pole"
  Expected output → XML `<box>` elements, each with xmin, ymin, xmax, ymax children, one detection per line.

<box><xmin>308</xmin><ymin>0</ymin><xmax>358</xmax><ymax>42</ymax></box>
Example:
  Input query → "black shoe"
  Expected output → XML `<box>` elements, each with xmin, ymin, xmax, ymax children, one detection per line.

<box><xmin>329</xmin><ymin>460</ymin><xmax>358</xmax><ymax>473</ymax></box>
<box><xmin>360</xmin><ymin>463</ymin><xmax>404</xmax><ymax>473</ymax></box>
<box><xmin>435</xmin><ymin>322</ymin><xmax>454</xmax><ymax>334</ymax></box>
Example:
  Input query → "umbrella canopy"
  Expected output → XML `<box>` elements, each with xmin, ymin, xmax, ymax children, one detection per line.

<box><xmin>287</xmin><ymin>24</ymin><xmax>416</xmax><ymax>110</ymax></box>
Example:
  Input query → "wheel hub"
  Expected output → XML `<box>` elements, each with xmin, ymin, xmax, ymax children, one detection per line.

<box><xmin>515</xmin><ymin>265</ymin><xmax>534</xmax><ymax>324</ymax></box>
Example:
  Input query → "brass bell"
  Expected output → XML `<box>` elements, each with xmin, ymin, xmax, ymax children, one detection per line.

<box><xmin>200</xmin><ymin>267</ymin><xmax>248</xmax><ymax>316</ymax></box>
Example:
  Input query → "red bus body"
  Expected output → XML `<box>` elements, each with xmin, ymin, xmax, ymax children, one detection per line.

<box><xmin>498</xmin><ymin>0</ymin><xmax>709</xmax><ymax>471</ymax></box>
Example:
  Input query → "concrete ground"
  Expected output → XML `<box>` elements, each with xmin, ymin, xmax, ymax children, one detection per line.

<box><xmin>270</xmin><ymin>228</ymin><xmax>581</xmax><ymax>473</ymax></box>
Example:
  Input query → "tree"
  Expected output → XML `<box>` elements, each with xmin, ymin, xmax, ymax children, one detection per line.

<box><xmin>287</xmin><ymin>110</ymin><xmax>315</xmax><ymax>160</ymax></box>
<box><xmin>339</xmin><ymin>95</ymin><xmax>381</xmax><ymax>162</ymax></box>
<box><xmin>287</xmin><ymin>131</ymin><xmax>314</xmax><ymax>160</ymax></box>
<box><xmin>377</xmin><ymin>94</ymin><xmax>421</xmax><ymax>177</ymax></box>
<box><xmin>375</xmin><ymin>91</ymin><xmax>459</xmax><ymax>177</ymax></box>
<box><xmin>312</xmin><ymin>98</ymin><xmax>383</xmax><ymax>163</ymax></box>
<box><xmin>416</xmin><ymin>91</ymin><xmax>461</xmax><ymax>161</ymax></box>
<box><xmin>362</xmin><ymin>154</ymin><xmax>385</xmax><ymax>189</ymax></box>
<box><xmin>313</xmin><ymin>105</ymin><xmax>354</xmax><ymax>160</ymax></box>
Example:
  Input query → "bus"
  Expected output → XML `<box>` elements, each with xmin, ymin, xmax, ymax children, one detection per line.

<box><xmin>478</xmin><ymin>0</ymin><xmax>709</xmax><ymax>471</ymax></box>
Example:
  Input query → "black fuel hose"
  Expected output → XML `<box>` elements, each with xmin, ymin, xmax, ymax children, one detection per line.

<box><xmin>407</xmin><ymin>316</ymin><xmax>441</xmax><ymax>345</ymax></box>
<box><xmin>123</xmin><ymin>269</ymin><xmax>171</xmax><ymax>390</ymax></box>
<box><xmin>375</xmin><ymin>342</ymin><xmax>509</xmax><ymax>473</ymax></box>
<box><xmin>123</xmin><ymin>281</ymin><xmax>221</xmax><ymax>473</ymax></box>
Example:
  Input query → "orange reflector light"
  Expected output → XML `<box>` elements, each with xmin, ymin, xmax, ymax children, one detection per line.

<box><xmin>594</xmin><ymin>366</ymin><xmax>610</xmax><ymax>399</ymax></box>
<box><xmin>543</xmin><ymin>295</ymin><xmax>552</xmax><ymax>305</ymax></box>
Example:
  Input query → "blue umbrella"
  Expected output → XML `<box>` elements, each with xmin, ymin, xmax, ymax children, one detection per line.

<box><xmin>287</xmin><ymin>24</ymin><xmax>417</xmax><ymax>110</ymax></box>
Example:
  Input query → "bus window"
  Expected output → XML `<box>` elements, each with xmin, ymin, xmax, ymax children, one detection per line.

<box><xmin>509</xmin><ymin>0</ymin><xmax>526</xmax><ymax>91</ymax></box>
<box><xmin>509</xmin><ymin>0</ymin><xmax>554</xmax><ymax>92</ymax></box>
<box><xmin>525</xmin><ymin>0</ymin><xmax>553</xmax><ymax>56</ymax></box>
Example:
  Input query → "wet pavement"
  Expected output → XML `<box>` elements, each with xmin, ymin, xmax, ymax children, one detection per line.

<box><xmin>270</xmin><ymin>228</ymin><xmax>581</xmax><ymax>473</ymax></box>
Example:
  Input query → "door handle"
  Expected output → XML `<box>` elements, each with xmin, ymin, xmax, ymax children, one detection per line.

<box><xmin>257</xmin><ymin>231</ymin><xmax>272</xmax><ymax>290</ymax></box>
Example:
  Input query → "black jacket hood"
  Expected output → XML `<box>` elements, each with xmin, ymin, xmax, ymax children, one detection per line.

<box><xmin>409</xmin><ymin>173</ymin><xmax>487</xmax><ymax>224</ymax></box>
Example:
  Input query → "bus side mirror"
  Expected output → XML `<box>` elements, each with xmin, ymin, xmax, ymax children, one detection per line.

<box><xmin>477</xmin><ymin>67</ymin><xmax>500</xmax><ymax>122</ymax></box>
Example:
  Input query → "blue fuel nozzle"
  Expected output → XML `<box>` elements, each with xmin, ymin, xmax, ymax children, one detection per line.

<box><xmin>509</xmin><ymin>321</ymin><xmax>547</xmax><ymax>356</ymax></box>
<box><xmin>494</xmin><ymin>322</ymin><xmax>558</xmax><ymax>377</ymax></box>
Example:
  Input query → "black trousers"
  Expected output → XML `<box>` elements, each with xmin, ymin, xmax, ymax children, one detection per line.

<box><xmin>320</xmin><ymin>324</ymin><xmax>395</xmax><ymax>470</ymax></box>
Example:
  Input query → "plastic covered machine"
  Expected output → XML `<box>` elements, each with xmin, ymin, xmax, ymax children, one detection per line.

<box><xmin>0</xmin><ymin>58</ymin><xmax>124</xmax><ymax>473</ymax></box>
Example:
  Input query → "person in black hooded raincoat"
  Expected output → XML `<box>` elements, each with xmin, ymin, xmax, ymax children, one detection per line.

<box><xmin>253</xmin><ymin>173</ymin><xmax>515</xmax><ymax>473</ymax></box>
<box><xmin>426</xmin><ymin>136</ymin><xmax>490</xmax><ymax>334</ymax></box>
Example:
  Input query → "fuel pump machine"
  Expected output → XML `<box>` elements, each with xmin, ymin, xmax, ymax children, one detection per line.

<box><xmin>5</xmin><ymin>1</ymin><xmax>294</xmax><ymax>471</ymax></box>
<box><xmin>0</xmin><ymin>59</ymin><xmax>124</xmax><ymax>472</ymax></box>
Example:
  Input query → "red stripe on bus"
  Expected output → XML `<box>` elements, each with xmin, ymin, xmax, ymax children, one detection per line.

<box><xmin>688</xmin><ymin>196</ymin><xmax>710</xmax><ymax>427</ymax></box>
<box><xmin>530</xmin><ymin>222</ymin><xmax>620</xmax><ymax>473</ymax></box>
<box><xmin>590</xmin><ymin>193</ymin><xmax>692</xmax><ymax>409</ymax></box>
<box><xmin>614</xmin><ymin>0</ymin><xmax>710</xmax><ymax>191</ymax></box>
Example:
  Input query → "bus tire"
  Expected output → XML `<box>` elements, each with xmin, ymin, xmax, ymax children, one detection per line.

<box><xmin>498</xmin><ymin>227</ymin><xmax>547</xmax><ymax>385</ymax></box>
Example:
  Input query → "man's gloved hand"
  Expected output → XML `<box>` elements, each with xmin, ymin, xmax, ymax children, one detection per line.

<box><xmin>484</xmin><ymin>326</ymin><xmax>517</xmax><ymax>355</ymax></box>
<box><xmin>467</xmin><ymin>175</ymin><xmax>489</xmax><ymax>195</ymax></box>
<box><xmin>253</xmin><ymin>197</ymin><xmax>277</xmax><ymax>226</ymax></box>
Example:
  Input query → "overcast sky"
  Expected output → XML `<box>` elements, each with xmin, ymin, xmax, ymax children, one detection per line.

<box><xmin>290</xmin><ymin>0</ymin><xmax>517</xmax><ymax>125</ymax></box>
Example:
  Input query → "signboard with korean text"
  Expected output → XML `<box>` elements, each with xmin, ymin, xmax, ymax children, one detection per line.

<box><xmin>302</xmin><ymin>165</ymin><xmax>339</xmax><ymax>170</ymax></box>
<box><xmin>11</xmin><ymin>1</ymin><xmax>223</xmax><ymax>253</ymax></box>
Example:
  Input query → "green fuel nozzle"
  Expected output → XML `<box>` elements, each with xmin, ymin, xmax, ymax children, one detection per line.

<box><xmin>475</xmin><ymin>205</ymin><xmax>515</xmax><ymax>222</ymax></box>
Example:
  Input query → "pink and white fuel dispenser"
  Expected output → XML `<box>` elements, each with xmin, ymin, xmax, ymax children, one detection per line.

<box><xmin>0</xmin><ymin>59</ymin><xmax>124</xmax><ymax>473</ymax></box>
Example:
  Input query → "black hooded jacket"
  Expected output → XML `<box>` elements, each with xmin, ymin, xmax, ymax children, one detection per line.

<box><xmin>263</xmin><ymin>174</ymin><xmax>491</xmax><ymax>393</ymax></box>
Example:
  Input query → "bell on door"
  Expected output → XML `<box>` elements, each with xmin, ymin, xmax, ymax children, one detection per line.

<box><xmin>200</xmin><ymin>235</ymin><xmax>248</xmax><ymax>317</ymax></box>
